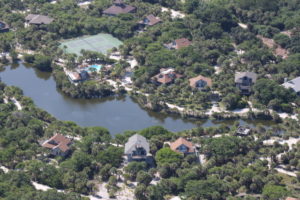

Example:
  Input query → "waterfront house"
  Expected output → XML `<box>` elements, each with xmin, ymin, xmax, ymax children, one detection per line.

<box><xmin>138</xmin><ymin>15</ymin><xmax>161</xmax><ymax>29</ymax></box>
<box><xmin>152</xmin><ymin>68</ymin><xmax>183</xmax><ymax>85</ymax></box>
<box><xmin>236</xmin><ymin>126</ymin><xmax>251</xmax><ymax>136</ymax></box>
<box><xmin>25</xmin><ymin>14</ymin><xmax>54</xmax><ymax>26</ymax></box>
<box><xmin>170</xmin><ymin>137</ymin><xmax>195</xmax><ymax>155</ymax></box>
<box><xmin>67</xmin><ymin>71</ymin><xmax>82</xmax><ymax>83</ymax></box>
<box><xmin>0</xmin><ymin>21</ymin><xmax>9</xmax><ymax>33</ymax></box>
<box><xmin>124</xmin><ymin>134</ymin><xmax>150</xmax><ymax>162</ymax></box>
<box><xmin>235</xmin><ymin>72</ymin><xmax>257</xmax><ymax>95</ymax></box>
<box><xmin>282</xmin><ymin>77</ymin><xmax>300</xmax><ymax>96</ymax></box>
<box><xmin>103</xmin><ymin>0</ymin><xmax>136</xmax><ymax>16</ymax></box>
<box><xmin>42</xmin><ymin>133</ymin><xmax>72</xmax><ymax>156</ymax></box>
<box><xmin>164</xmin><ymin>38</ymin><xmax>192</xmax><ymax>50</ymax></box>
<box><xmin>189</xmin><ymin>75</ymin><xmax>212</xmax><ymax>90</ymax></box>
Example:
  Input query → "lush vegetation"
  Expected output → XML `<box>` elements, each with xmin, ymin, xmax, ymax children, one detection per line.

<box><xmin>0</xmin><ymin>0</ymin><xmax>300</xmax><ymax>199</ymax></box>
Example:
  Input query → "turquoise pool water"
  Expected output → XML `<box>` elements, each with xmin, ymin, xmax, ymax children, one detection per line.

<box><xmin>87</xmin><ymin>65</ymin><xmax>102</xmax><ymax>72</ymax></box>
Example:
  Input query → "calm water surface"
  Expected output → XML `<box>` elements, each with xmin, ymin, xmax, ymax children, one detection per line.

<box><xmin>0</xmin><ymin>64</ymin><xmax>272</xmax><ymax>134</ymax></box>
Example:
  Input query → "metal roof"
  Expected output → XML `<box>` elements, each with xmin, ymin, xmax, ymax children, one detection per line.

<box><xmin>124</xmin><ymin>134</ymin><xmax>149</xmax><ymax>154</ymax></box>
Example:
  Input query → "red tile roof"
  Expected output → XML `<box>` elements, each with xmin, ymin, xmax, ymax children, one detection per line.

<box><xmin>286</xmin><ymin>198</ymin><xmax>300</xmax><ymax>200</ymax></box>
<box><xmin>42</xmin><ymin>133</ymin><xmax>71</xmax><ymax>152</ymax></box>
<box><xmin>152</xmin><ymin>68</ymin><xmax>182</xmax><ymax>84</ymax></box>
<box><xmin>189</xmin><ymin>75</ymin><xmax>212</xmax><ymax>88</ymax></box>
<box><xmin>175</xmin><ymin>38</ymin><xmax>192</xmax><ymax>49</ymax></box>
<box><xmin>170</xmin><ymin>137</ymin><xmax>195</xmax><ymax>153</ymax></box>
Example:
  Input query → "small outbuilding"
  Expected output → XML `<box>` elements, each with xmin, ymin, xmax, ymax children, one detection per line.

<box><xmin>0</xmin><ymin>21</ymin><xmax>9</xmax><ymax>33</ymax></box>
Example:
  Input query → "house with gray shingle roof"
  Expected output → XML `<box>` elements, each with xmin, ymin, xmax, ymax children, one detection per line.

<box><xmin>235</xmin><ymin>72</ymin><xmax>257</xmax><ymax>95</ymax></box>
<box><xmin>282</xmin><ymin>77</ymin><xmax>300</xmax><ymax>96</ymax></box>
<box><xmin>25</xmin><ymin>14</ymin><xmax>54</xmax><ymax>26</ymax></box>
<box><xmin>124</xmin><ymin>134</ymin><xmax>150</xmax><ymax>162</ymax></box>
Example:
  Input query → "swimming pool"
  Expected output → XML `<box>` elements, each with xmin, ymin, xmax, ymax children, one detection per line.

<box><xmin>87</xmin><ymin>65</ymin><xmax>102</xmax><ymax>72</ymax></box>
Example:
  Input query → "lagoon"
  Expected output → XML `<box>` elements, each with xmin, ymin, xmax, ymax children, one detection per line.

<box><xmin>0</xmin><ymin>64</ymin><xmax>272</xmax><ymax>135</ymax></box>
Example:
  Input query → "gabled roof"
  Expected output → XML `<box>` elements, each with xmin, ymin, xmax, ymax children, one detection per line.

<box><xmin>124</xmin><ymin>134</ymin><xmax>149</xmax><ymax>154</ymax></box>
<box><xmin>0</xmin><ymin>21</ymin><xmax>9</xmax><ymax>30</ymax></box>
<box><xmin>189</xmin><ymin>75</ymin><xmax>212</xmax><ymax>88</ymax></box>
<box><xmin>139</xmin><ymin>14</ymin><xmax>161</xmax><ymax>26</ymax></box>
<box><xmin>103</xmin><ymin>2</ymin><xmax>136</xmax><ymax>15</ymax></box>
<box><xmin>170</xmin><ymin>137</ymin><xmax>195</xmax><ymax>153</ymax></box>
<box><xmin>42</xmin><ymin>133</ymin><xmax>71</xmax><ymax>152</ymax></box>
<box><xmin>282</xmin><ymin>77</ymin><xmax>300</xmax><ymax>93</ymax></box>
<box><xmin>25</xmin><ymin>14</ymin><xmax>54</xmax><ymax>25</ymax></box>
<box><xmin>235</xmin><ymin>72</ymin><xmax>257</xmax><ymax>83</ymax></box>
<box><xmin>175</xmin><ymin>38</ymin><xmax>192</xmax><ymax>49</ymax></box>
<box><xmin>152</xmin><ymin>68</ymin><xmax>182</xmax><ymax>84</ymax></box>
<box><xmin>286</xmin><ymin>198</ymin><xmax>300</xmax><ymax>200</ymax></box>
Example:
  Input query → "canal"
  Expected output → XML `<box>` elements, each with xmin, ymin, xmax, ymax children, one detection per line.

<box><xmin>0</xmin><ymin>63</ymin><xmax>271</xmax><ymax>135</ymax></box>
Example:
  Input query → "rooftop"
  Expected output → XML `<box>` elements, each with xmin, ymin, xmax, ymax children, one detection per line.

<box><xmin>282</xmin><ymin>77</ymin><xmax>300</xmax><ymax>93</ymax></box>
<box><xmin>25</xmin><ymin>14</ymin><xmax>53</xmax><ymax>25</ymax></box>
<box><xmin>189</xmin><ymin>75</ymin><xmax>212</xmax><ymax>88</ymax></box>
<box><xmin>42</xmin><ymin>133</ymin><xmax>72</xmax><ymax>152</ymax></box>
<box><xmin>103</xmin><ymin>1</ymin><xmax>136</xmax><ymax>16</ymax></box>
<box><xmin>139</xmin><ymin>14</ymin><xmax>161</xmax><ymax>26</ymax></box>
<box><xmin>153</xmin><ymin>68</ymin><xmax>182</xmax><ymax>84</ymax></box>
<box><xmin>170</xmin><ymin>137</ymin><xmax>195</xmax><ymax>153</ymax></box>
<box><xmin>235</xmin><ymin>72</ymin><xmax>258</xmax><ymax>83</ymax></box>
<box><xmin>175</xmin><ymin>38</ymin><xmax>192</xmax><ymax>49</ymax></box>
<box><xmin>124</xmin><ymin>134</ymin><xmax>150</xmax><ymax>154</ymax></box>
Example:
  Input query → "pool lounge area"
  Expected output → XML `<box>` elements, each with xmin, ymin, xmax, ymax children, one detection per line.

<box><xmin>87</xmin><ymin>64</ymin><xmax>102</xmax><ymax>73</ymax></box>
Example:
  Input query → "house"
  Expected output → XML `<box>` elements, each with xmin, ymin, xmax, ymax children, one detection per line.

<box><xmin>0</xmin><ymin>21</ymin><xmax>9</xmax><ymax>33</ymax></box>
<box><xmin>189</xmin><ymin>75</ymin><xmax>212</xmax><ymax>90</ymax></box>
<box><xmin>124</xmin><ymin>134</ymin><xmax>150</xmax><ymax>162</ymax></box>
<box><xmin>165</xmin><ymin>38</ymin><xmax>192</xmax><ymax>50</ymax></box>
<box><xmin>282</xmin><ymin>77</ymin><xmax>300</xmax><ymax>96</ymax></box>
<box><xmin>103</xmin><ymin>0</ymin><xmax>136</xmax><ymax>16</ymax></box>
<box><xmin>25</xmin><ymin>14</ymin><xmax>54</xmax><ymax>25</ymax></box>
<box><xmin>286</xmin><ymin>198</ymin><xmax>300</xmax><ymax>200</ymax></box>
<box><xmin>67</xmin><ymin>71</ymin><xmax>82</xmax><ymax>83</ymax></box>
<box><xmin>170</xmin><ymin>137</ymin><xmax>195</xmax><ymax>154</ymax></box>
<box><xmin>236</xmin><ymin>126</ymin><xmax>251</xmax><ymax>136</ymax></box>
<box><xmin>235</xmin><ymin>72</ymin><xmax>257</xmax><ymax>95</ymax></box>
<box><xmin>152</xmin><ymin>68</ymin><xmax>182</xmax><ymax>85</ymax></box>
<box><xmin>42</xmin><ymin>133</ymin><xmax>72</xmax><ymax>156</ymax></box>
<box><xmin>138</xmin><ymin>14</ymin><xmax>161</xmax><ymax>29</ymax></box>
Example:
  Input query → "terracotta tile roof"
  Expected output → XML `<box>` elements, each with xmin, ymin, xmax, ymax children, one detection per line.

<box><xmin>139</xmin><ymin>14</ymin><xmax>161</xmax><ymax>26</ymax></box>
<box><xmin>153</xmin><ymin>68</ymin><xmax>182</xmax><ymax>84</ymax></box>
<box><xmin>286</xmin><ymin>198</ymin><xmax>300</xmax><ymax>200</ymax></box>
<box><xmin>189</xmin><ymin>75</ymin><xmax>212</xmax><ymax>88</ymax></box>
<box><xmin>175</xmin><ymin>38</ymin><xmax>192</xmax><ymax>49</ymax></box>
<box><xmin>170</xmin><ymin>137</ymin><xmax>195</xmax><ymax>153</ymax></box>
<box><xmin>42</xmin><ymin>133</ymin><xmax>71</xmax><ymax>152</ymax></box>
